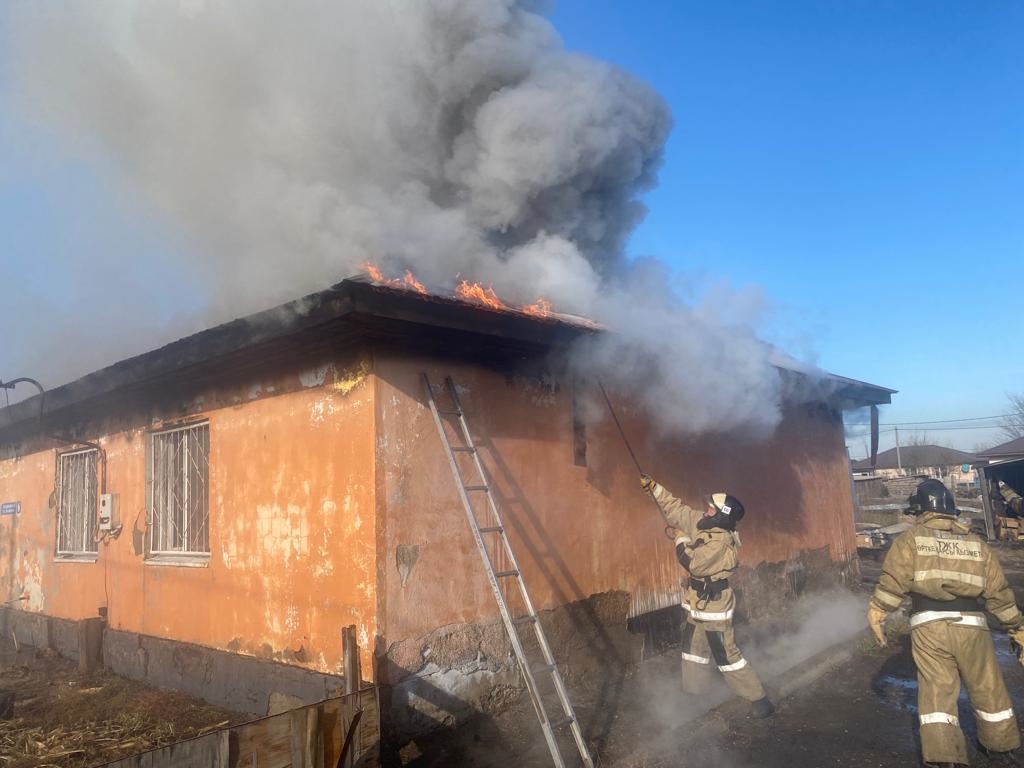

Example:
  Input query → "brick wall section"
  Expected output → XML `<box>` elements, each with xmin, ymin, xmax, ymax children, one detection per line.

<box><xmin>885</xmin><ymin>477</ymin><xmax>924</xmax><ymax>500</ymax></box>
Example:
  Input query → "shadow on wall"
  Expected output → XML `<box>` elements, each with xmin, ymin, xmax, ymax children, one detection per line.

<box><xmin>476</xmin><ymin>433</ymin><xmax>637</xmax><ymax>756</ymax></box>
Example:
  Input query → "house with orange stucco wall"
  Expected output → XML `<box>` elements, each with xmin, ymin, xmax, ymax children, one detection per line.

<box><xmin>0</xmin><ymin>277</ymin><xmax>892</xmax><ymax>737</ymax></box>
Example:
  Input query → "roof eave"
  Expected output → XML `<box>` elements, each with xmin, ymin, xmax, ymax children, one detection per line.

<box><xmin>0</xmin><ymin>278</ymin><xmax>595</xmax><ymax>440</ymax></box>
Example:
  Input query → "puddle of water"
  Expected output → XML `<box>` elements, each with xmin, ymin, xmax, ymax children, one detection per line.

<box><xmin>875</xmin><ymin>674</ymin><xmax>920</xmax><ymax>713</ymax></box>
<box><xmin>877</xmin><ymin>674</ymin><xmax>917</xmax><ymax>692</ymax></box>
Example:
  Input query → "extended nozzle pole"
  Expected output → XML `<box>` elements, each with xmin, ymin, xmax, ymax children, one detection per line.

<box><xmin>597</xmin><ymin>380</ymin><xmax>643</xmax><ymax>475</ymax></box>
<box><xmin>598</xmin><ymin>380</ymin><xmax>677</xmax><ymax>539</ymax></box>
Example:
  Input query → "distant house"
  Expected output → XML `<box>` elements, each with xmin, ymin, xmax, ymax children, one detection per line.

<box><xmin>851</xmin><ymin>445</ymin><xmax>978</xmax><ymax>489</ymax></box>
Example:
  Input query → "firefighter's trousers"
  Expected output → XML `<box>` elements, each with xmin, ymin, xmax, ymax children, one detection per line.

<box><xmin>680</xmin><ymin>617</ymin><xmax>765</xmax><ymax>702</ymax></box>
<box><xmin>912</xmin><ymin>616</ymin><xmax>1020</xmax><ymax>765</ymax></box>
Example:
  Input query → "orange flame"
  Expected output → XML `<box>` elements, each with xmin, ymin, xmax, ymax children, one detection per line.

<box><xmin>363</xmin><ymin>264</ymin><xmax>561</xmax><ymax>317</ymax></box>
<box><xmin>362</xmin><ymin>262</ymin><xmax>429</xmax><ymax>294</ymax></box>
<box><xmin>362</xmin><ymin>263</ymin><xmax>388</xmax><ymax>283</ymax></box>
<box><xmin>456</xmin><ymin>280</ymin><xmax>506</xmax><ymax>310</ymax></box>
<box><xmin>521</xmin><ymin>298</ymin><xmax>552</xmax><ymax>317</ymax></box>
<box><xmin>403</xmin><ymin>270</ymin><xmax>428</xmax><ymax>294</ymax></box>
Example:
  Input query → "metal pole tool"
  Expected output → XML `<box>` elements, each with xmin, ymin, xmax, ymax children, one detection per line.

<box><xmin>597</xmin><ymin>381</ymin><xmax>678</xmax><ymax>538</ymax></box>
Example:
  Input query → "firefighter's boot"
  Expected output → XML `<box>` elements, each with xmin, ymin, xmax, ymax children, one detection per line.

<box><xmin>750</xmin><ymin>696</ymin><xmax>775</xmax><ymax>719</ymax></box>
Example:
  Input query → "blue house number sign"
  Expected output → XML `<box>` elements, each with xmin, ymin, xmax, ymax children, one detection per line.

<box><xmin>1</xmin><ymin>502</ymin><xmax>20</xmax><ymax>516</ymax></box>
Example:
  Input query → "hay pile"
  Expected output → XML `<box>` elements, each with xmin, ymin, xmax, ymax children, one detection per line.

<box><xmin>0</xmin><ymin>649</ymin><xmax>240</xmax><ymax>768</ymax></box>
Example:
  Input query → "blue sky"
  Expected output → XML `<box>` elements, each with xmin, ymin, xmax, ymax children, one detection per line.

<box><xmin>1</xmin><ymin>1</ymin><xmax>1021</xmax><ymax>454</ymax></box>
<box><xmin>549</xmin><ymin>0</ymin><xmax>1024</xmax><ymax>454</ymax></box>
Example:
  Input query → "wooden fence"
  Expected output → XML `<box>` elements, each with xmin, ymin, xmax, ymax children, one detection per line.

<box><xmin>101</xmin><ymin>686</ymin><xmax>379</xmax><ymax>768</ymax></box>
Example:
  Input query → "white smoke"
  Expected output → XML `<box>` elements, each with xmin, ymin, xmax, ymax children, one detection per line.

<box><xmin>1</xmin><ymin>0</ymin><xmax>793</xmax><ymax>435</ymax></box>
<box><xmin>626</xmin><ymin>589</ymin><xmax>866</xmax><ymax>765</ymax></box>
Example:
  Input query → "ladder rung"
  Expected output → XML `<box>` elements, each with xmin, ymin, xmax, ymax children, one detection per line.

<box><xmin>436</xmin><ymin>409</ymin><xmax>461</xmax><ymax>416</ymax></box>
<box><xmin>533</xmin><ymin>663</ymin><xmax>556</xmax><ymax>675</ymax></box>
<box><xmin>512</xmin><ymin>615</ymin><xmax>536</xmax><ymax>626</ymax></box>
<box><xmin>451</xmin><ymin>447</ymin><xmax>476</xmax><ymax>453</ymax></box>
<box><xmin>464</xmin><ymin>485</ymin><xmax>489</xmax><ymax>492</ymax></box>
<box><xmin>478</xmin><ymin>526</ymin><xmax>504</xmax><ymax>533</ymax></box>
<box><xmin>494</xmin><ymin>569</ymin><xmax>520</xmax><ymax>578</ymax></box>
<box><xmin>549</xmin><ymin>717</ymin><xmax>574</xmax><ymax>730</ymax></box>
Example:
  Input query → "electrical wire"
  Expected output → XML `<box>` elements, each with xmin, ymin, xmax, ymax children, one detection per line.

<box><xmin>845</xmin><ymin>413</ymin><xmax>1015</xmax><ymax>427</ymax></box>
<box><xmin>846</xmin><ymin>424</ymin><xmax>1017</xmax><ymax>433</ymax></box>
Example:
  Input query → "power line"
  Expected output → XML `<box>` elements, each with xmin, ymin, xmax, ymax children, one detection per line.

<box><xmin>845</xmin><ymin>413</ymin><xmax>1015</xmax><ymax>427</ymax></box>
<box><xmin>845</xmin><ymin>424</ymin><xmax>1011</xmax><ymax>434</ymax></box>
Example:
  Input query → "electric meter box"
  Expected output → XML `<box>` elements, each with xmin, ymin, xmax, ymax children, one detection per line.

<box><xmin>98</xmin><ymin>493</ymin><xmax>115</xmax><ymax>531</ymax></box>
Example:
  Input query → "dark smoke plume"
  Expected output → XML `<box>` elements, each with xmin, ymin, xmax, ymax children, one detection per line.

<box><xmin>2</xmin><ymin>0</ymin><xmax>791</xmax><ymax>434</ymax></box>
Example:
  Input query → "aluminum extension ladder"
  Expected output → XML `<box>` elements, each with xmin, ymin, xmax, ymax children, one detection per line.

<box><xmin>422</xmin><ymin>374</ymin><xmax>595</xmax><ymax>768</ymax></box>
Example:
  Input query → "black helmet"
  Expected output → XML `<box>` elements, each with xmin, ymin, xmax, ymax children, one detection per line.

<box><xmin>698</xmin><ymin>492</ymin><xmax>746</xmax><ymax>531</ymax></box>
<box><xmin>906</xmin><ymin>479</ymin><xmax>956</xmax><ymax>516</ymax></box>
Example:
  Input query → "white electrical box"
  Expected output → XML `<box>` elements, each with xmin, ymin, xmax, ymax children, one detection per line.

<box><xmin>98</xmin><ymin>493</ymin><xmax>114</xmax><ymax>531</ymax></box>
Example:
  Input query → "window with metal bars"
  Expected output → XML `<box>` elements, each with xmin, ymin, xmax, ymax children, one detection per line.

<box><xmin>149</xmin><ymin>422</ymin><xmax>210</xmax><ymax>559</ymax></box>
<box><xmin>57</xmin><ymin>448</ymin><xmax>98</xmax><ymax>558</ymax></box>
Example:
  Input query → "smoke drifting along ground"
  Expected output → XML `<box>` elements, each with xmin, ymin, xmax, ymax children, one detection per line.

<box><xmin>632</xmin><ymin>589</ymin><xmax>866</xmax><ymax>765</ymax></box>
<box><xmin>2</xmin><ymin>0</ymin><xmax>791</xmax><ymax>435</ymax></box>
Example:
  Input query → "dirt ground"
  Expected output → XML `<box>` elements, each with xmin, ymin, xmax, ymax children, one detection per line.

<box><xmin>5</xmin><ymin>544</ymin><xmax>1024</xmax><ymax>768</ymax></box>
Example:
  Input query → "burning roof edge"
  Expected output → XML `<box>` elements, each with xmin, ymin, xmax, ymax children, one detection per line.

<box><xmin>0</xmin><ymin>277</ymin><xmax>893</xmax><ymax>439</ymax></box>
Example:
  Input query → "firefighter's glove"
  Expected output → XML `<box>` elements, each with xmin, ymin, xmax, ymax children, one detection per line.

<box><xmin>1009</xmin><ymin>627</ymin><xmax>1024</xmax><ymax>667</ymax></box>
<box><xmin>640</xmin><ymin>474</ymin><xmax>655</xmax><ymax>493</ymax></box>
<box><xmin>867</xmin><ymin>604</ymin><xmax>889</xmax><ymax>648</ymax></box>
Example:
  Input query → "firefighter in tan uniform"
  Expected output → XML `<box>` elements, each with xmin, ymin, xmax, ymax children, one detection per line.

<box><xmin>641</xmin><ymin>475</ymin><xmax>775</xmax><ymax>719</ymax></box>
<box><xmin>868</xmin><ymin>479</ymin><xmax>1024</xmax><ymax>767</ymax></box>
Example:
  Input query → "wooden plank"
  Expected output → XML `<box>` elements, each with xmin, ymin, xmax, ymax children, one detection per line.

<box><xmin>290</xmin><ymin>706</ymin><xmax>306</xmax><ymax>768</ymax></box>
<box><xmin>354</xmin><ymin>688</ymin><xmax>381</xmax><ymax>759</ymax></box>
<box><xmin>103</xmin><ymin>731</ymin><xmax>228</xmax><ymax>768</ymax></box>
<box><xmin>320</xmin><ymin>698</ymin><xmax>343</xmax><ymax>768</ymax></box>
<box><xmin>287</xmin><ymin>704</ymin><xmax>323</xmax><ymax>768</ymax></box>
<box><xmin>313</xmin><ymin>703</ymin><xmax>325</xmax><ymax>768</ymax></box>
<box><xmin>342</xmin><ymin>626</ymin><xmax>359</xmax><ymax>696</ymax></box>
<box><xmin>234</xmin><ymin>710</ymin><xmax>293</xmax><ymax>768</ymax></box>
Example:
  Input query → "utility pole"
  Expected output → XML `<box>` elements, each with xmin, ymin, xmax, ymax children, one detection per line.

<box><xmin>895</xmin><ymin>426</ymin><xmax>902</xmax><ymax>472</ymax></box>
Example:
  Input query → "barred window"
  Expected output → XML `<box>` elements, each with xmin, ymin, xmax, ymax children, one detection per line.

<box><xmin>149</xmin><ymin>422</ymin><xmax>210</xmax><ymax>558</ymax></box>
<box><xmin>57</xmin><ymin>449</ymin><xmax>98</xmax><ymax>558</ymax></box>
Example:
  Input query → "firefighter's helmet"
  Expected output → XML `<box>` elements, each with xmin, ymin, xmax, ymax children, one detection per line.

<box><xmin>906</xmin><ymin>479</ymin><xmax>956</xmax><ymax>516</ymax></box>
<box><xmin>698</xmin><ymin>492</ymin><xmax>746</xmax><ymax>531</ymax></box>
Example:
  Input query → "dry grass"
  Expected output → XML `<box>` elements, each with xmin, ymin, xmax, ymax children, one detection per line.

<box><xmin>0</xmin><ymin>649</ymin><xmax>243</xmax><ymax>768</ymax></box>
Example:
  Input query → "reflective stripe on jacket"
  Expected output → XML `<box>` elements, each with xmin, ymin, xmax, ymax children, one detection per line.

<box><xmin>871</xmin><ymin>512</ymin><xmax>1023</xmax><ymax>629</ymax></box>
